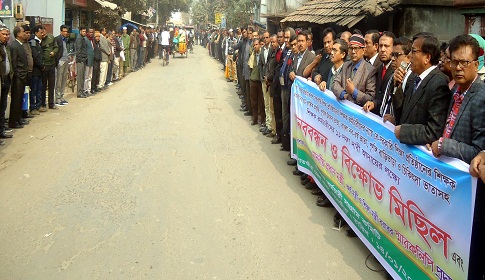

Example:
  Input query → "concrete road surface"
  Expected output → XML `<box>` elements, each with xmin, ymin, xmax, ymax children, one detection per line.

<box><xmin>0</xmin><ymin>46</ymin><xmax>389</xmax><ymax>280</ymax></box>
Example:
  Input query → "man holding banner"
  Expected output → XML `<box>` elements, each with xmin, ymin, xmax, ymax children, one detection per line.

<box><xmin>394</xmin><ymin>33</ymin><xmax>451</xmax><ymax>145</ymax></box>
<box><xmin>332</xmin><ymin>34</ymin><xmax>376</xmax><ymax>106</ymax></box>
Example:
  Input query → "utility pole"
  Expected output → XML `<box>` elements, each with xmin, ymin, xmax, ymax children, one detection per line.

<box><xmin>156</xmin><ymin>0</ymin><xmax>159</xmax><ymax>26</ymax></box>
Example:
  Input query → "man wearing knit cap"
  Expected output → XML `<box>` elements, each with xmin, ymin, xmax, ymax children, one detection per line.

<box><xmin>332</xmin><ymin>34</ymin><xmax>376</xmax><ymax>106</ymax></box>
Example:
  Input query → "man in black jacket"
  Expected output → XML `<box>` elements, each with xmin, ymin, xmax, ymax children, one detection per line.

<box><xmin>75</xmin><ymin>27</ymin><xmax>87</xmax><ymax>98</ymax></box>
<box><xmin>29</xmin><ymin>25</ymin><xmax>44</xmax><ymax>114</ymax></box>
<box><xmin>0</xmin><ymin>24</ymin><xmax>13</xmax><ymax>140</ymax></box>
<box><xmin>394</xmin><ymin>33</ymin><xmax>451</xmax><ymax>145</ymax></box>
<box><xmin>9</xmin><ymin>26</ymin><xmax>29</xmax><ymax>129</ymax></box>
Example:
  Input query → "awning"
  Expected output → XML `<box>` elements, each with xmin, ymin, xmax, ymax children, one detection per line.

<box><xmin>253</xmin><ymin>20</ymin><xmax>267</xmax><ymax>29</ymax></box>
<box><xmin>120</xmin><ymin>22</ymin><xmax>139</xmax><ymax>31</ymax></box>
<box><xmin>281</xmin><ymin>0</ymin><xmax>399</xmax><ymax>28</ymax></box>
<box><xmin>121</xmin><ymin>17</ymin><xmax>147</xmax><ymax>29</ymax></box>
<box><xmin>94</xmin><ymin>0</ymin><xmax>117</xmax><ymax>10</ymax></box>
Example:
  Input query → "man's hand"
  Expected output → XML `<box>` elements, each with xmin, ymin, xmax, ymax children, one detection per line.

<box><xmin>345</xmin><ymin>78</ymin><xmax>355</xmax><ymax>95</ymax></box>
<box><xmin>314</xmin><ymin>74</ymin><xmax>322</xmax><ymax>84</ymax></box>
<box><xmin>289</xmin><ymin>71</ymin><xmax>296</xmax><ymax>81</ymax></box>
<box><xmin>313</xmin><ymin>54</ymin><xmax>322</xmax><ymax>64</ymax></box>
<box><xmin>50</xmin><ymin>51</ymin><xmax>55</xmax><ymax>57</ymax></box>
<box><xmin>383</xmin><ymin>114</ymin><xmax>396</xmax><ymax>125</ymax></box>
<box><xmin>428</xmin><ymin>140</ymin><xmax>441</xmax><ymax>158</ymax></box>
<box><xmin>319</xmin><ymin>81</ymin><xmax>327</xmax><ymax>91</ymax></box>
<box><xmin>362</xmin><ymin>101</ymin><xmax>374</xmax><ymax>112</ymax></box>
<box><xmin>470</xmin><ymin>152</ymin><xmax>485</xmax><ymax>178</ymax></box>
<box><xmin>394</xmin><ymin>67</ymin><xmax>406</xmax><ymax>86</ymax></box>
<box><xmin>394</xmin><ymin>125</ymin><xmax>401</xmax><ymax>139</ymax></box>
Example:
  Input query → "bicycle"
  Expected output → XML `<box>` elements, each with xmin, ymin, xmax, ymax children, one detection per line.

<box><xmin>67</xmin><ymin>60</ymin><xmax>77</xmax><ymax>92</ymax></box>
<box><xmin>161</xmin><ymin>45</ymin><xmax>169</xmax><ymax>66</ymax></box>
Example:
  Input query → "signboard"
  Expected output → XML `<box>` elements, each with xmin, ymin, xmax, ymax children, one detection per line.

<box><xmin>291</xmin><ymin>77</ymin><xmax>476</xmax><ymax>280</ymax></box>
<box><xmin>0</xmin><ymin>0</ymin><xmax>13</xmax><ymax>17</ymax></box>
<box><xmin>215</xmin><ymin>13</ymin><xmax>221</xmax><ymax>25</ymax></box>
<box><xmin>221</xmin><ymin>14</ymin><xmax>226</xmax><ymax>28</ymax></box>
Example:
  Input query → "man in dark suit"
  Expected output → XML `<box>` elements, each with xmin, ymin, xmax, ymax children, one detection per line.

<box><xmin>9</xmin><ymin>26</ymin><xmax>29</xmax><ymax>129</ymax></box>
<box><xmin>283</xmin><ymin>30</ymin><xmax>316</xmax><ymax>154</ymax></box>
<box><xmin>364</xmin><ymin>29</ymin><xmax>382</xmax><ymax>68</ymax></box>
<box><xmin>394</xmin><ymin>33</ymin><xmax>451</xmax><ymax>145</ymax></box>
<box><xmin>363</xmin><ymin>31</ymin><xmax>396</xmax><ymax>116</ymax></box>
<box><xmin>382</xmin><ymin>36</ymin><xmax>414</xmax><ymax>123</ymax></box>
<box><xmin>270</xmin><ymin>29</ymin><xmax>286</xmax><ymax>144</ymax></box>
<box><xmin>29</xmin><ymin>25</ymin><xmax>44</xmax><ymax>114</ymax></box>
<box><xmin>303</xmin><ymin>28</ymin><xmax>335</xmax><ymax>85</ymax></box>
<box><xmin>332</xmin><ymin>34</ymin><xmax>377</xmax><ymax>106</ymax></box>
<box><xmin>0</xmin><ymin>24</ymin><xmax>12</xmax><ymax>140</ymax></box>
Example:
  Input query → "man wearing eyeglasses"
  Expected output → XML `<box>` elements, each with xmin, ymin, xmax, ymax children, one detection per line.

<box><xmin>394</xmin><ymin>33</ymin><xmax>451</xmax><ymax>145</ymax></box>
<box><xmin>446</xmin><ymin>35</ymin><xmax>485</xmax><ymax>280</ymax></box>
<box><xmin>332</xmin><ymin>34</ymin><xmax>376</xmax><ymax>106</ymax></box>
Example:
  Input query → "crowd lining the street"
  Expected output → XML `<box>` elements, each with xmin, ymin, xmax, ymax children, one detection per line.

<box><xmin>0</xmin><ymin>23</ymin><xmax>196</xmax><ymax>146</ymax></box>
<box><xmin>202</xmin><ymin>25</ymin><xmax>485</xmax><ymax>279</ymax></box>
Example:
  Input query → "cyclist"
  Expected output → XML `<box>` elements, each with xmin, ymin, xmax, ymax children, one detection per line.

<box><xmin>187</xmin><ymin>29</ymin><xmax>195</xmax><ymax>52</ymax></box>
<box><xmin>160</xmin><ymin>27</ymin><xmax>170</xmax><ymax>64</ymax></box>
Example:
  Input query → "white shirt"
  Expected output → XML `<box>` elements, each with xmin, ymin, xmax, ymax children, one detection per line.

<box><xmin>161</xmin><ymin>31</ymin><xmax>170</xmax><ymax>46</ymax></box>
<box><xmin>417</xmin><ymin>65</ymin><xmax>438</xmax><ymax>89</ymax></box>
<box><xmin>369</xmin><ymin>53</ymin><xmax>378</xmax><ymax>65</ymax></box>
<box><xmin>263</xmin><ymin>44</ymin><xmax>270</xmax><ymax>63</ymax></box>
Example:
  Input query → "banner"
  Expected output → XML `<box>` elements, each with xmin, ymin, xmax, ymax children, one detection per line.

<box><xmin>0</xmin><ymin>0</ymin><xmax>13</xmax><ymax>17</ymax></box>
<box><xmin>290</xmin><ymin>77</ymin><xmax>476</xmax><ymax>280</ymax></box>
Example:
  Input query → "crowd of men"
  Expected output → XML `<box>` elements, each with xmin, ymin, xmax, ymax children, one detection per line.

<box><xmin>205</xmin><ymin>26</ymin><xmax>485</xmax><ymax>279</ymax></box>
<box><xmin>0</xmin><ymin>23</ymin><xmax>167</xmax><ymax>146</ymax></box>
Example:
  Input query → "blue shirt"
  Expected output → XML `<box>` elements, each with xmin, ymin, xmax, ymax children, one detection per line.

<box><xmin>340</xmin><ymin>58</ymin><xmax>364</xmax><ymax>100</ymax></box>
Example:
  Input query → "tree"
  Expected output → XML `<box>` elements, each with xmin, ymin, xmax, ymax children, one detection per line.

<box><xmin>190</xmin><ymin>0</ymin><xmax>258</xmax><ymax>29</ymax></box>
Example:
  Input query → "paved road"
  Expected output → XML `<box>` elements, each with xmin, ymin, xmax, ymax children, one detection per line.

<box><xmin>0</xmin><ymin>46</ymin><xmax>389</xmax><ymax>280</ymax></box>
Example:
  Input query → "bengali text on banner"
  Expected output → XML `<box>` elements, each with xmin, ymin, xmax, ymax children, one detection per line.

<box><xmin>290</xmin><ymin>77</ymin><xmax>476</xmax><ymax>280</ymax></box>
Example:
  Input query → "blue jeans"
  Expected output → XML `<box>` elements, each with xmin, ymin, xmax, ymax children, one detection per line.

<box><xmin>30</xmin><ymin>75</ymin><xmax>43</xmax><ymax>111</ymax></box>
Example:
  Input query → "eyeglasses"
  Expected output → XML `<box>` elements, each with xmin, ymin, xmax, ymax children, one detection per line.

<box><xmin>391</xmin><ymin>52</ymin><xmax>405</xmax><ymax>58</ymax></box>
<box><xmin>349</xmin><ymin>46</ymin><xmax>363</xmax><ymax>52</ymax></box>
<box><xmin>450</xmin><ymin>59</ymin><xmax>476</xmax><ymax>69</ymax></box>
<box><xmin>290</xmin><ymin>42</ymin><xmax>297</xmax><ymax>47</ymax></box>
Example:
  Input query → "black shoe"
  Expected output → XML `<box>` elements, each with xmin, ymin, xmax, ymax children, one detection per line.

<box><xmin>316</xmin><ymin>197</ymin><xmax>332</xmax><ymax>207</ymax></box>
<box><xmin>346</xmin><ymin>228</ymin><xmax>357</xmax><ymax>237</ymax></box>
<box><xmin>311</xmin><ymin>188</ymin><xmax>323</xmax><ymax>195</ymax></box>
<box><xmin>287</xmin><ymin>159</ymin><xmax>297</xmax><ymax>166</ymax></box>
<box><xmin>271</xmin><ymin>137</ymin><xmax>281</xmax><ymax>144</ymax></box>
<box><xmin>244</xmin><ymin>112</ymin><xmax>251</xmax><ymax>116</ymax></box>
<box><xmin>23</xmin><ymin>114</ymin><xmax>34</xmax><ymax>118</ymax></box>
<box><xmin>301</xmin><ymin>178</ymin><xmax>310</xmax><ymax>186</ymax></box>
<box><xmin>0</xmin><ymin>132</ymin><xmax>13</xmax><ymax>138</ymax></box>
<box><xmin>239</xmin><ymin>106</ymin><xmax>247</xmax><ymax>111</ymax></box>
<box><xmin>293</xmin><ymin>170</ymin><xmax>303</xmax><ymax>176</ymax></box>
<box><xmin>20</xmin><ymin>119</ymin><xmax>29</xmax><ymax>125</ymax></box>
<box><xmin>250</xmin><ymin>121</ymin><xmax>258</xmax><ymax>126</ymax></box>
<box><xmin>300</xmin><ymin>174</ymin><xmax>308</xmax><ymax>181</ymax></box>
<box><xmin>305</xmin><ymin>182</ymin><xmax>317</xmax><ymax>189</ymax></box>
<box><xmin>9</xmin><ymin>124</ymin><xmax>23</xmax><ymax>129</ymax></box>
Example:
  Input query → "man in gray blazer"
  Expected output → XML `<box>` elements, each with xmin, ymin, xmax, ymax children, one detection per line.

<box><xmin>332</xmin><ymin>34</ymin><xmax>377</xmax><ymax>106</ymax></box>
<box><xmin>430</xmin><ymin>34</ymin><xmax>485</xmax><ymax>164</ymax></box>
<box><xmin>395</xmin><ymin>33</ymin><xmax>451</xmax><ymax>145</ymax></box>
